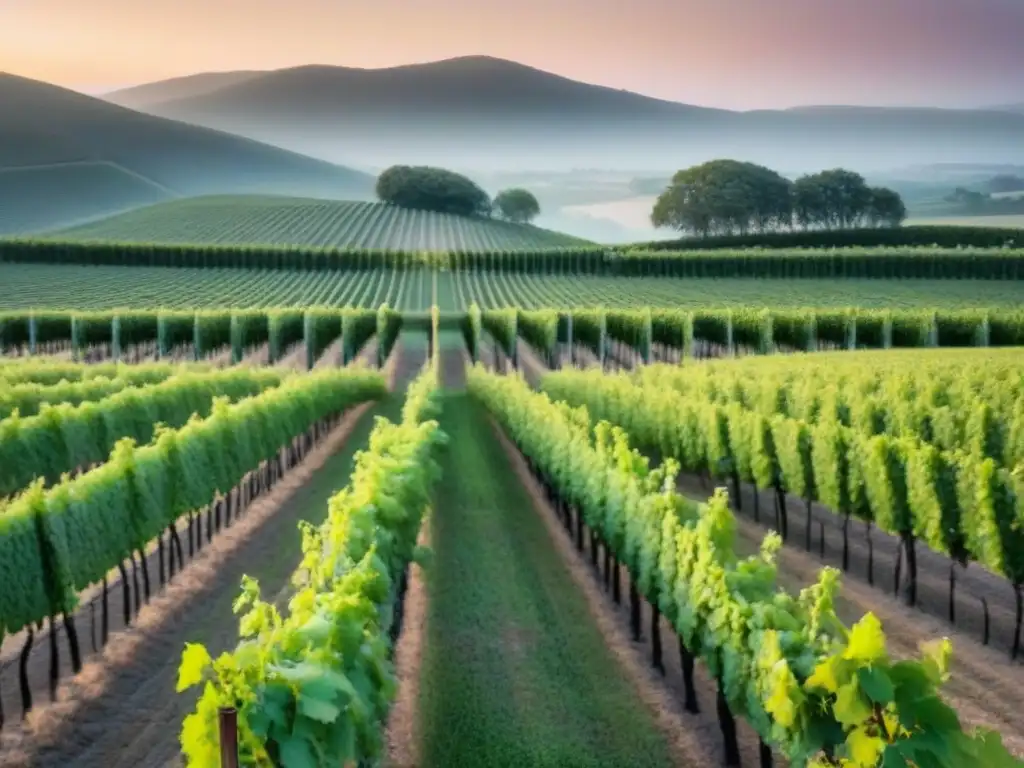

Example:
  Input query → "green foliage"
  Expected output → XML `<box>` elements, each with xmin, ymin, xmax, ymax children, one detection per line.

<box><xmin>0</xmin><ymin>368</ymin><xmax>385</xmax><ymax>638</ymax></box>
<box><xmin>540</xmin><ymin>347</ymin><xmax>1024</xmax><ymax>599</ymax></box>
<box><xmin>652</xmin><ymin>159</ymin><xmax>793</xmax><ymax>236</ymax></box>
<box><xmin>340</xmin><ymin>308</ymin><xmax>376</xmax><ymax>364</ymax></box>
<box><xmin>266</xmin><ymin>309</ymin><xmax>303</xmax><ymax>363</ymax></box>
<box><xmin>516</xmin><ymin>309</ymin><xmax>559</xmax><ymax>362</ymax></box>
<box><xmin>177</xmin><ymin>364</ymin><xmax>442</xmax><ymax>767</ymax></box>
<box><xmin>376</xmin><ymin>304</ymin><xmax>402</xmax><ymax>367</ymax></box>
<box><xmin>375</xmin><ymin>165</ymin><xmax>491</xmax><ymax>217</ymax></box>
<box><xmin>470</xmin><ymin>365</ymin><xmax>1021</xmax><ymax>767</ymax></box>
<box><xmin>230</xmin><ymin>310</ymin><xmax>270</xmax><ymax>364</ymax></box>
<box><xmin>462</xmin><ymin>303</ymin><xmax>482</xmax><ymax>362</ymax></box>
<box><xmin>303</xmin><ymin>308</ymin><xmax>341</xmax><ymax>369</ymax></box>
<box><xmin>481</xmin><ymin>308</ymin><xmax>517</xmax><ymax>360</ymax></box>
<box><xmin>195</xmin><ymin>310</ymin><xmax>233</xmax><ymax>359</ymax></box>
<box><xmin>0</xmin><ymin>367</ymin><xmax>284</xmax><ymax>498</ymax></box>
<box><xmin>493</xmin><ymin>188</ymin><xmax>541</xmax><ymax>224</ymax></box>
<box><xmin>158</xmin><ymin>310</ymin><xmax>195</xmax><ymax>357</ymax></box>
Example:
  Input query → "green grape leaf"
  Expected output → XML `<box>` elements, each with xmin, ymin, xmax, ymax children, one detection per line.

<box><xmin>889</xmin><ymin>660</ymin><xmax>933</xmax><ymax>706</ymax></box>
<box><xmin>297</xmin><ymin>614</ymin><xmax>332</xmax><ymax>644</ymax></box>
<box><xmin>279</xmin><ymin>734</ymin><xmax>318</xmax><ymax>768</ymax></box>
<box><xmin>176</xmin><ymin>642</ymin><xmax>212</xmax><ymax>692</ymax></box>
<box><xmin>969</xmin><ymin>730</ymin><xmax>1024</xmax><ymax>768</ymax></box>
<box><xmin>858</xmin><ymin>666</ymin><xmax>895</xmax><ymax>705</ymax></box>
<box><xmin>834</xmin><ymin>680</ymin><xmax>873</xmax><ymax>728</ymax></box>
<box><xmin>297</xmin><ymin>694</ymin><xmax>341</xmax><ymax>724</ymax></box>
<box><xmin>262</xmin><ymin>681</ymin><xmax>292</xmax><ymax>728</ymax></box>
<box><xmin>806</xmin><ymin>656</ymin><xmax>842</xmax><ymax>694</ymax></box>
<box><xmin>880</xmin><ymin>745</ymin><xmax>909</xmax><ymax>768</ymax></box>
<box><xmin>844</xmin><ymin>613</ymin><xmax>887</xmax><ymax>665</ymax></box>
<box><xmin>900</xmin><ymin>694</ymin><xmax>961</xmax><ymax>734</ymax></box>
<box><xmin>848</xmin><ymin>725</ymin><xmax>887</xmax><ymax>765</ymax></box>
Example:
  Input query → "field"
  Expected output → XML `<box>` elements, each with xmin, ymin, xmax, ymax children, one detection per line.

<box><xmin>0</xmin><ymin>245</ymin><xmax>1023</xmax><ymax>768</ymax></box>
<box><xmin>1</xmin><ymin>263</ymin><xmax>1022</xmax><ymax>311</ymax></box>
<box><xmin>51</xmin><ymin>195</ymin><xmax>589</xmax><ymax>251</ymax></box>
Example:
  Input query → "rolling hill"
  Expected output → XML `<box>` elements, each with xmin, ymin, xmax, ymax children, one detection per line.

<box><xmin>0</xmin><ymin>72</ymin><xmax>374</xmax><ymax>235</ymax></box>
<box><xmin>105</xmin><ymin>56</ymin><xmax>1024</xmax><ymax>172</ymax></box>
<box><xmin>49</xmin><ymin>195</ymin><xmax>589</xmax><ymax>251</ymax></box>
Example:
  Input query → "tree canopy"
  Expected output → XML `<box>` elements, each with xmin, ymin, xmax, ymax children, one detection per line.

<box><xmin>493</xmin><ymin>188</ymin><xmax>541</xmax><ymax>223</ymax></box>
<box><xmin>376</xmin><ymin>165</ymin><xmax>491</xmax><ymax>217</ymax></box>
<box><xmin>652</xmin><ymin>160</ymin><xmax>907</xmax><ymax>236</ymax></box>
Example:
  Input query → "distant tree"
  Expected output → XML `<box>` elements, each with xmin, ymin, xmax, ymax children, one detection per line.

<box><xmin>654</xmin><ymin>160</ymin><xmax>905</xmax><ymax>235</ymax></box>
<box><xmin>650</xmin><ymin>159</ymin><xmax>792</xmax><ymax>237</ymax></box>
<box><xmin>494</xmin><ymin>188</ymin><xmax>541</xmax><ymax>223</ymax></box>
<box><xmin>986</xmin><ymin>174</ymin><xmax>1024</xmax><ymax>195</ymax></box>
<box><xmin>376</xmin><ymin>165</ymin><xmax>491</xmax><ymax>217</ymax></box>
<box><xmin>794</xmin><ymin>169</ymin><xmax>872</xmax><ymax>229</ymax></box>
<box><xmin>865</xmin><ymin>187</ymin><xmax>907</xmax><ymax>228</ymax></box>
<box><xmin>792</xmin><ymin>176</ymin><xmax>830</xmax><ymax>230</ymax></box>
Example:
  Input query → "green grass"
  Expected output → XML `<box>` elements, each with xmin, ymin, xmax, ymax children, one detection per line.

<box><xmin>417</xmin><ymin>395</ymin><xmax>675</xmax><ymax>768</ymax></box>
<box><xmin>53</xmin><ymin>195</ymin><xmax>589</xmax><ymax>251</ymax></box>
<box><xmin>2</xmin><ymin>263</ymin><xmax>1021</xmax><ymax>311</ymax></box>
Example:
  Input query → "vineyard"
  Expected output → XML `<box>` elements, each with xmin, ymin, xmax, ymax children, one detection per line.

<box><xmin>49</xmin><ymin>195</ymin><xmax>588</xmax><ymax>251</ymax></box>
<box><xmin>0</xmin><ymin>294</ymin><xmax>1020</xmax><ymax>768</ymax></box>
<box><xmin>2</xmin><ymin>262</ymin><xmax>1024</xmax><ymax>311</ymax></box>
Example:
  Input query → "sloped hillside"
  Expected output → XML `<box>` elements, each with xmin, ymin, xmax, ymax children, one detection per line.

<box><xmin>52</xmin><ymin>195</ymin><xmax>589</xmax><ymax>251</ymax></box>
<box><xmin>0</xmin><ymin>73</ymin><xmax>373</xmax><ymax>235</ymax></box>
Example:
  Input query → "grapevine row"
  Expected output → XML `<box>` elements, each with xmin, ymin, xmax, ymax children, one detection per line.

<box><xmin>0</xmin><ymin>367</ymin><xmax>285</xmax><ymax>498</ymax></box>
<box><xmin>539</xmin><ymin>366</ymin><xmax>1024</xmax><ymax>657</ymax></box>
<box><xmin>468</xmin><ymin>365</ymin><xmax>1022</xmax><ymax>768</ymax></box>
<box><xmin>4</xmin><ymin>238</ymin><xmax>1024</xmax><ymax>278</ymax></box>
<box><xmin>0</xmin><ymin>362</ymin><xmax>196</xmax><ymax>418</ymax></box>
<box><xmin>0</xmin><ymin>368</ymin><xmax>385</xmax><ymax>723</ymax></box>
<box><xmin>631</xmin><ymin>351</ymin><xmax>1024</xmax><ymax>470</ymax></box>
<box><xmin>177</xmin><ymin>362</ymin><xmax>444</xmax><ymax>766</ymax></box>
<box><xmin>0</xmin><ymin>306</ymin><xmax>402</xmax><ymax>368</ymax></box>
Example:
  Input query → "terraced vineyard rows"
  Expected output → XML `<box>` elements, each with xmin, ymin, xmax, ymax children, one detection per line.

<box><xmin>3</xmin><ymin>263</ymin><xmax>1023</xmax><ymax>311</ymax></box>
<box><xmin>53</xmin><ymin>196</ymin><xmax>586</xmax><ymax>251</ymax></box>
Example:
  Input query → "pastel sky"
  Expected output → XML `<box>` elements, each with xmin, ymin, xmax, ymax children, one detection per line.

<box><xmin>1</xmin><ymin>0</ymin><xmax>1022</xmax><ymax>109</ymax></box>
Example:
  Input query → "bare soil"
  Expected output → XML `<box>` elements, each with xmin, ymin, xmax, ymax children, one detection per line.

<box><xmin>384</xmin><ymin>523</ymin><xmax>431</xmax><ymax>768</ymax></box>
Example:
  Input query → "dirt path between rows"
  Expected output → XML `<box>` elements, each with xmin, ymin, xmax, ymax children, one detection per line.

<box><xmin>384</xmin><ymin>523</ymin><xmax>431</xmax><ymax>768</ymax></box>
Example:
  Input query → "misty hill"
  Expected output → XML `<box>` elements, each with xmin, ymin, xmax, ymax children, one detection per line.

<box><xmin>106</xmin><ymin>71</ymin><xmax>266</xmax><ymax>110</ymax></box>
<box><xmin>0</xmin><ymin>72</ymin><xmax>373</xmax><ymax>235</ymax></box>
<box><xmin>51</xmin><ymin>195</ymin><xmax>589</xmax><ymax>251</ymax></box>
<box><xmin>111</xmin><ymin>56</ymin><xmax>1024</xmax><ymax>172</ymax></box>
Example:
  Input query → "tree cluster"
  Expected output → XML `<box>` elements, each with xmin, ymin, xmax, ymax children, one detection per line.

<box><xmin>376</xmin><ymin>165</ymin><xmax>492</xmax><ymax>217</ymax></box>
<box><xmin>376</xmin><ymin>166</ymin><xmax>541</xmax><ymax>223</ymax></box>
<box><xmin>651</xmin><ymin>160</ymin><xmax>907</xmax><ymax>237</ymax></box>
